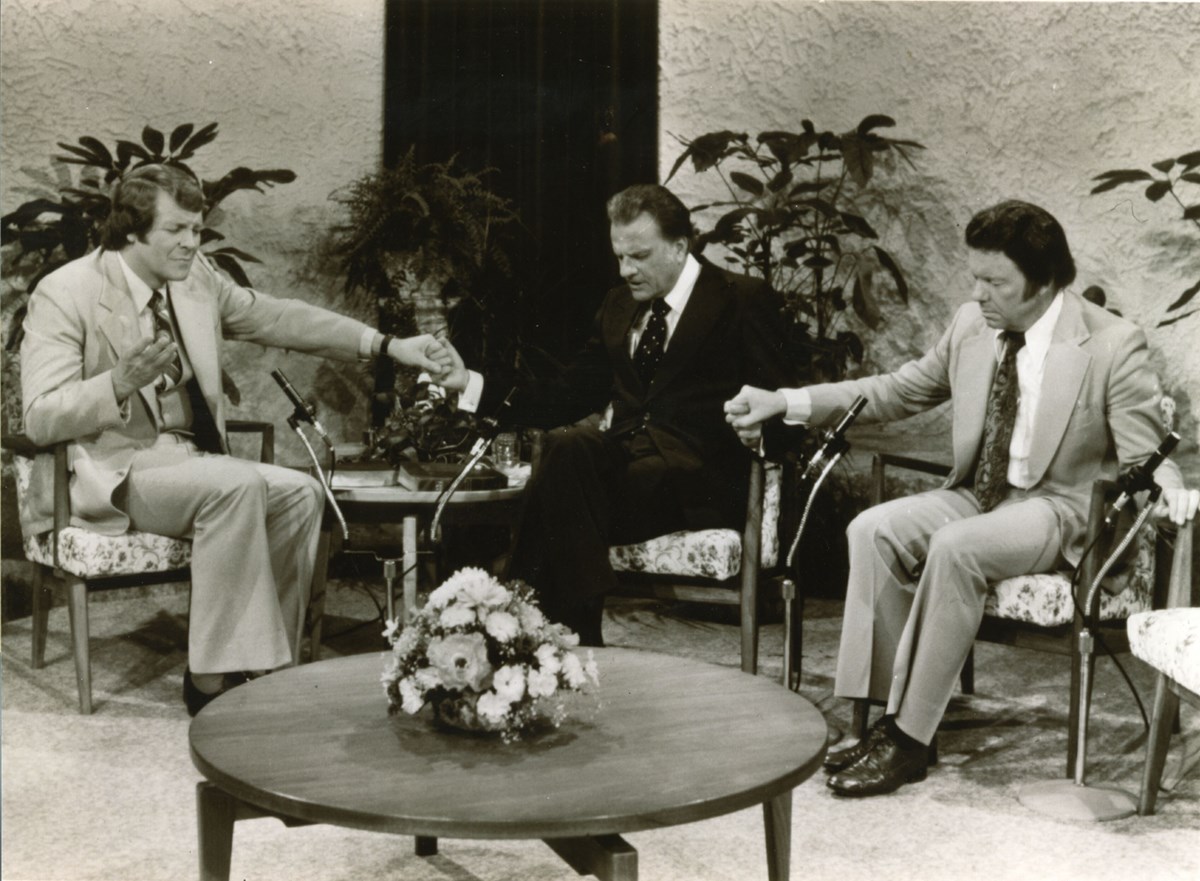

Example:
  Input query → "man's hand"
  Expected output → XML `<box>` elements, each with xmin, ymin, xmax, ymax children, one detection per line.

<box><xmin>430</xmin><ymin>335</ymin><xmax>471</xmax><ymax>392</ymax></box>
<box><xmin>724</xmin><ymin>385</ymin><xmax>788</xmax><ymax>448</ymax></box>
<box><xmin>111</xmin><ymin>334</ymin><xmax>177</xmax><ymax>401</ymax></box>
<box><xmin>388</xmin><ymin>334</ymin><xmax>450</xmax><ymax>375</ymax></box>
<box><xmin>1155</xmin><ymin>487</ymin><xmax>1200</xmax><ymax>525</ymax></box>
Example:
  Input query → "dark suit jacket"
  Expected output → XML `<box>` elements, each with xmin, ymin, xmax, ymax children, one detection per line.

<box><xmin>485</xmin><ymin>263</ymin><xmax>798</xmax><ymax>529</ymax></box>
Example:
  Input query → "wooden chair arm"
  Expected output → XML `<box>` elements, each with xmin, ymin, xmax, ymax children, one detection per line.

<box><xmin>870</xmin><ymin>452</ymin><xmax>952</xmax><ymax>506</ymax></box>
<box><xmin>1</xmin><ymin>432</ymin><xmax>44</xmax><ymax>458</ymax></box>
<box><xmin>227</xmin><ymin>420</ymin><xmax>275</xmax><ymax>464</ymax></box>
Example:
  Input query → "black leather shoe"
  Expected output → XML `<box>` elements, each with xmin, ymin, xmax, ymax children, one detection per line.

<box><xmin>826</xmin><ymin>729</ymin><xmax>930</xmax><ymax>797</ymax></box>
<box><xmin>825</xmin><ymin>725</ymin><xmax>939</xmax><ymax>774</ymax></box>
<box><xmin>824</xmin><ymin>721</ymin><xmax>889</xmax><ymax>773</ymax></box>
<box><xmin>183</xmin><ymin>669</ymin><xmax>249</xmax><ymax>717</ymax></box>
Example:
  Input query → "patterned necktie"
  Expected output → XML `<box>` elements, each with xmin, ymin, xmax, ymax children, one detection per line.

<box><xmin>632</xmin><ymin>298</ymin><xmax>671</xmax><ymax>386</ymax></box>
<box><xmin>149</xmin><ymin>289</ymin><xmax>184</xmax><ymax>387</ymax></box>
<box><xmin>974</xmin><ymin>330</ymin><xmax>1026</xmax><ymax>511</ymax></box>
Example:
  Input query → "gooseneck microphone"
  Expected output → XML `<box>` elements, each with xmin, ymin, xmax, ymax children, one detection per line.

<box><xmin>271</xmin><ymin>369</ymin><xmax>330</xmax><ymax>445</ymax></box>
<box><xmin>802</xmin><ymin>395</ymin><xmax>868</xmax><ymax>479</ymax></box>
<box><xmin>1106</xmin><ymin>430</ymin><xmax>1180</xmax><ymax>523</ymax></box>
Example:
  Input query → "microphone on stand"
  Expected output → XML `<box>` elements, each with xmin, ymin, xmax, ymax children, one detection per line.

<box><xmin>429</xmin><ymin>388</ymin><xmax>517</xmax><ymax>545</ymax></box>
<box><xmin>801</xmin><ymin>395</ymin><xmax>868</xmax><ymax>479</ymax></box>
<box><xmin>1106</xmin><ymin>431</ymin><xmax>1180</xmax><ymax>524</ymax></box>
<box><xmin>271</xmin><ymin>369</ymin><xmax>330</xmax><ymax>446</ymax></box>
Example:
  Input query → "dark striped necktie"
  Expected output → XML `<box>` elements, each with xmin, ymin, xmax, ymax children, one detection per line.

<box><xmin>974</xmin><ymin>330</ymin><xmax>1026</xmax><ymax>511</ymax></box>
<box><xmin>149</xmin><ymin>289</ymin><xmax>184</xmax><ymax>387</ymax></box>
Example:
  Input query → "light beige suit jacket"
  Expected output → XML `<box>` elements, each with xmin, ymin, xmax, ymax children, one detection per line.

<box><xmin>805</xmin><ymin>291</ymin><xmax>1182</xmax><ymax>564</ymax></box>
<box><xmin>19</xmin><ymin>248</ymin><xmax>372</xmax><ymax>536</ymax></box>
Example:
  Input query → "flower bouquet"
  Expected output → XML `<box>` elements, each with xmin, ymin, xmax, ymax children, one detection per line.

<box><xmin>382</xmin><ymin>567</ymin><xmax>599</xmax><ymax>742</ymax></box>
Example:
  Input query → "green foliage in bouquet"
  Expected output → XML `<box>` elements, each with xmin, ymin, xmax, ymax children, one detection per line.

<box><xmin>666</xmin><ymin>115</ymin><xmax>923</xmax><ymax>383</ymax></box>
<box><xmin>1091</xmin><ymin>148</ymin><xmax>1200</xmax><ymax>327</ymax></box>
<box><xmin>382</xmin><ymin>568</ymin><xmax>599</xmax><ymax>742</ymax></box>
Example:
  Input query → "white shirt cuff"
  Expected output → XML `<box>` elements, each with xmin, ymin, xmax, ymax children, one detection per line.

<box><xmin>456</xmin><ymin>370</ymin><xmax>484</xmax><ymax>413</ymax></box>
<box><xmin>359</xmin><ymin>328</ymin><xmax>378</xmax><ymax>359</ymax></box>
<box><xmin>781</xmin><ymin>387</ymin><xmax>811</xmax><ymax>425</ymax></box>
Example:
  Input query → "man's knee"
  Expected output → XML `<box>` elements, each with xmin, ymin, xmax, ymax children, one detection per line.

<box><xmin>539</xmin><ymin>425</ymin><xmax>606</xmax><ymax>473</ymax></box>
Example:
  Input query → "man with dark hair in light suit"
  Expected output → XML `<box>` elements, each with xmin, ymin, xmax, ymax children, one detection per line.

<box><xmin>726</xmin><ymin>199</ymin><xmax>1198</xmax><ymax>796</ymax></box>
<box><xmin>20</xmin><ymin>163</ymin><xmax>465</xmax><ymax>714</ymax></box>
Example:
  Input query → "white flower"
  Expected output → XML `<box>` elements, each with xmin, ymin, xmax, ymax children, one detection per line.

<box><xmin>583</xmin><ymin>650</ymin><xmax>600</xmax><ymax>685</ymax></box>
<box><xmin>476</xmin><ymin>691</ymin><xmax>511</xmax><ymax>724</ymax></box>
<box><xmin>535</xmin><ymin>643</ymin><xmax>562</xmax><ymax>675</ymax></box>
<box><xmin>517</xmin><ymin>602</ymin><xmax>546</xmax><ymax>632</ymax></box>
<box><xmin>414</xmin><ymin>666</ymin><xmax>442</xmax><ymax>690</ymax></box>
<box><xmin>393</xmin><ymin>625</ymin><xmax>421</xmax><ymax>658</ymax></box>
<box><xmin>428</xmin><ymin>567</ymin><xmax>508</xmax><ymax>610</ymax></box>
<box><xmin>426</xmin><ymin>632</ymin><xmax>492</xmax><ymax>691</ymax></box>
<box><xmin>382</xmin><ymin>618</ymin><xmax>401</xmax><ymax>641</ymax></box>
<box><xmin>485</xmin><ymin>610</ymin><xmax>519</xmax><ymax>642</ymax></box>
<box><xmin>438</xmin><ymin>604</ymin><xmax>476</xmax><ymax>629</ymax></box>
<box><xmin>562</xmin><ymin>651</ymin><xmax>588</xmax><ymax>688</ymax></box>
<box><xmin>492</xmin><ymin>664</ymin><xmax>526</xmax><ymax>702</ymax></box>
<box><xmin>399</xmin><ymin>678</ymin><xmax>425</xmax><ymax>714</ymax></box>
<box><xmin>527</xmin><ymin>666</ymin><xmax>558</xmax><ymax>698</ymax></box>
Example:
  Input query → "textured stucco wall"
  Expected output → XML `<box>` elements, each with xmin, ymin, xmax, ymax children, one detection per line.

<box><xmin>661</xmin><ymin>0</ymin><xmax>1200</xmax><ymax>460</ymax></box>
<box><xmin>1</xmin><ymin>0</ymin><xmax>385</xmax><ymax>460</ymax></box>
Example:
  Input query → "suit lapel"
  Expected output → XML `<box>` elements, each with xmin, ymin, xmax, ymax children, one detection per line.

<box><xmin>647</xmin><ymin>265</ymin><xmax>728</xmax><ymax>396</ymax></box>
<box><xmin>96</xmin><ymin>251</ymin><xmax>162</xmax><ymax>420</ymax></box>
<box><xmin>169</xmin><ymin>278</ymin><xmax>220</xmax><ymax>405</ymax></box>
<box><xmin>1027</xmin><ymin>292</ymin><xmax>1091</xmax><ymax>483</ymax></box>
<box><xmin>952</xmin><ymin>330</ymin><xmax>998</xmax><ymax>480</ymax></box>
<box><xmin>605</xmin><ymin>289</ymin><xmax>644</xmax><ymax>391</ymax></box>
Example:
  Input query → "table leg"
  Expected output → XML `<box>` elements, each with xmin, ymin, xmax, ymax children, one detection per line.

<box><xmin>544</xmin><ymin>835</ymin><xmax>637</xmax><ymax>881</ymax></box>
<box><xmin>763</xmin><ymin>791</ymin><xmax>792</xmax><ymax>881</ymax></box>
<box><xmin>196</xmin><ymin>782</ymin><xmax>237</xmax><ymax>881</ymax></box>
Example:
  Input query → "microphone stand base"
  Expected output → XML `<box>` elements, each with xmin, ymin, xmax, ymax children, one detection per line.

<box><xmin>1017</xmin><ymin>779</ymin><xmax>1136</xmax><ymax>822</ymax></box>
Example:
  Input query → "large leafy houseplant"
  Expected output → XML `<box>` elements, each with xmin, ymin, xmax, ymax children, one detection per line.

<box><xmin>1090</xmin><ymin>148</ymin><xmax>1200</xmax><ymax>327</ymax></box>
<box><xmin>666</xmin><ymin>115</ymin><xmax>923</xmax><ymax>382</ymax></box>
<box><xmin>1</xmin><ymin>122</ymin><xmax>297</xmax><ymax>417</ymax></box>
<box><xmin>331</xmin><ymin>147</ymin><xmax>520</xmax><ymax>462</ymax></box>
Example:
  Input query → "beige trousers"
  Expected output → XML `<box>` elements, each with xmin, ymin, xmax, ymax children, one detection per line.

<box><xmin>120</xmin><ymin>436</ymin><xmax>325</xmax><ymax>674</ymax></box>
<box><xmin>834</xmin><ymin>487</ymin><xmax>1063</xmax><ymax>744</ymax></box>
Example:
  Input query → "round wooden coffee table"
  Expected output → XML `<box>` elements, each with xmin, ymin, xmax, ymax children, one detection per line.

<box><xmin>189</xmin><ymin>648</ymin><xmax>826</xmax><ymax>880</ymax></box>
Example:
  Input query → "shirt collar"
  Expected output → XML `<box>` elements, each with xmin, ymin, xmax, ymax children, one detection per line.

<box><xmin>117</xmin><ymin>252</ymin><xmax>158</xmax><ymax>312</ymax></box>
<box><xmin>660</xmin><ymin>253</ymin><xmax>702</xmax><ymax>314</ymax></box>
<box><xmin>994</xmin><ymin>290</ymin><xmax>1063</xmax><ymax>362</ymax></box>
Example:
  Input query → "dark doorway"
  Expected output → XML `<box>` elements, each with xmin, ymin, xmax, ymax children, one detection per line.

<box><xmin>384</xmin><ymin>0</ymin><xmax>659</xmax><ymax>372</ymax></box>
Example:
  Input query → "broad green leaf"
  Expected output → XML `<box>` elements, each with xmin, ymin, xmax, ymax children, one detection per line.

<box><xmin>1092</xmin><ymin>169</ymin><xmax>1155</xmax><ymax>181</ymax></box>
<box><xmin>142</xmin><ymin>125</ymin><xmax>165</xmax><ymax>156</ymax></box>
<box><xmin>1145</xmin><ymin>180</ymin><xmax>1171</xmax><ymax>202</ymax></box>
<box><xmin>1157</xmin><ymin>309</ymin><xmax>1197</xmax><ymax>328</ymax></box>
<box><xmin>841</xmin><ymin>134</ymin><xmax>872</xmax><ymax>187</ymax></box>
<box><xmin>1182</xmin><ymin>204</ymin><xmax>1200</xmax><ymax>220</ymax></box>
<box><xmin>730</xmin><ymin>171</ymin><xmax>765</xmax><ymax>196</ymax></box>
<box><xmin>1152</xmin><ymin>157</ymin><xmax>1176</xmax><ymax>173</ymax></box>
<box><xmin>77</xmin><ymin>137</ymin><xmax>114</xmax><ymax>168</ymax></box>
<box><xmin>767</xmin><ymin>169</ymin><xmax>794</xmax><ymax>193</ymax></box>
<box><xmin>169</xmin><ymin>123</ymin><xmax>195</xmax><ymax>154</ymax></box>
<box><xmin>873</xmin><ymin>246</ymin><xmax>909</xmax><ymax>303</ymax></box>
<box><xmin>851</xmin><ymin>273</ymin><xmax>881</xmax><ymax>329</ymax></box>
<box><xmin>1179</xmin><ymin>172</ymin><xmax>1200</xmax><ymax>185</ymax></box>
<box><xmin>856</xmin><ymin>114</ymin><xmax>896</xmax><ymax>135</ymax></box>
<box><xmin>839</xmin><ymin>211</ymin><xmax>878</xmax><ymax>239</ymax></box>
<box><xmin>1177</xmin><ymin>149</ymin><xmax>1200</xmax><ymax>170</ymax></box>
<box><xmin>206</xmin><ymin>245</ymin><xmax>261</xmax><ymax>263</ymax></box>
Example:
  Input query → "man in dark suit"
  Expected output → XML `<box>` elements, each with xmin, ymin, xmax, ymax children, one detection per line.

<box><xmin>445</xmin><ymin>184</ymin><xmax>797</xmax><ymax>644</ymax></box>
<box><xmin>725</xmin><ymin>200</ymin><xmax>1198</xmax><ymax>796</ymax></box>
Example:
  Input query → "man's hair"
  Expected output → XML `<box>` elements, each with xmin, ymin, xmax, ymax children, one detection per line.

<box><xmin>100</xmin><ymin>163</ymin><xmax>205</xmax><ymax>250</ymax></box>
<box><xmin>965</xmin><ymin>199</ymin><xmax>1076</xmax><ymax>293</ymax></box>
<box><xmin>606</xmin><ymin>184</ymin><xmax>693</xmax><ymax>242</ymax></box>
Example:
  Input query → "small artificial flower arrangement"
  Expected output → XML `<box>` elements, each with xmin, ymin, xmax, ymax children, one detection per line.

<box><xmin>382</xmin><ymin>567</ymin><xmax>599</xmax><ymax>742</ymax></box>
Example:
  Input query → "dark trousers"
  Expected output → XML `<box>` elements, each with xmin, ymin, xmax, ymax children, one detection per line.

<box><xmin>506</xmin><ymin>424</ymin><xmax>689</xmax><ymax>644</ymax></box>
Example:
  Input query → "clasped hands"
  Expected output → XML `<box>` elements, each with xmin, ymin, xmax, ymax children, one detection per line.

<box><xmin>723</xmin><ymin>384</ymin><xmax>788</xmax><ymax>448</ymax></box>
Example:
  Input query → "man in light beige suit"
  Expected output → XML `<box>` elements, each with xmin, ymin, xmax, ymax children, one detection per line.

<box><xmin>725</xmin><ymin>200</ymin><xmax>1198</xmax><ymax>796</ymax></box>
<box><xmin>20</xmin><ymin>164</ymin><xmax>463</xmax><ymax>714</ymax></box>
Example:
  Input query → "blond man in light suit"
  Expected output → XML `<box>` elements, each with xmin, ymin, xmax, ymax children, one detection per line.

<box><xmin>19</xmin><ymin>164</ymin><xmax>464</xmax><ymax>713</ymax></box>
<box><xmin>726</xmin><ymin>200</ymin><xmax>1198</xmax><ymax>797</ymax></box>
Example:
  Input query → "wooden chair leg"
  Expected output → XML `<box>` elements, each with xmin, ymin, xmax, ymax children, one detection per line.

<box><xmin>959</xmin><ymin>645</ymin><xmax>975</xmax><ymax>695</ymax></box>
<box><xmin>31</xmin><ymin>565</ymin><xmax>51</xmax><ymax>669</ymax></box>
<box><xmin>1138</xmin><ymin>673</ymin><xmax>1179</xmax><ymax>816</ymax></box>
<box><xmin>738</xmin><ymin>564</ymin><xmax>758</xmax><ymax>675</ymax></box>
<box><xmin>65</xmin><ymin>578</ymin><xmax>92</xmax><ymax>715</ymax></box>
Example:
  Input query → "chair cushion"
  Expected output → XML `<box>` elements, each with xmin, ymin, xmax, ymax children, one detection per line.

<box><xmin>984</xmin><ymin>525</ymin><xmax>1156</xmax><ymax>627</ymax></box>
<box><xmin>608</xmin><ymin>464</ymin><xmax>782</xmax><ymax>581</ymax></box>
<box><xmin>1128</xmin><ymin>608</ymin><xmax>1200</xmax><ymax>695</ymax></box>
<box><xmin>23</xmin><ymin>527</ymin><xmax>191</xmax><ymax>579</ymax></box>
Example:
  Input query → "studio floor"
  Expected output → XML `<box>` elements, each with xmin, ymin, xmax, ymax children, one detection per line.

<box><xmin>1</xmin><ymin>573</ymin><xmax>1198</xmax><ymax>881</ymax></box>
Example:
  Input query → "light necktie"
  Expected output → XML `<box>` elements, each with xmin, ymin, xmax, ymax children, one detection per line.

<box><xmin>974</xmin><ymin>330</ymin><xmax>1026</xmax><ymax>512</ymax></box>
<box><xmin>632</xmin><ymin>298</ymin><xmax>671</xmax><ymax>387</ymax></box>
<box><xmin>149</xmin><ymin>288</ymin><xmax>184</xmax><ymax>387</ymax></box>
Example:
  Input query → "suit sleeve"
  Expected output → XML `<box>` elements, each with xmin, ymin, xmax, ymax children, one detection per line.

<box><xmin>20</xmin><ymin>277</ymin><xmax>127</xmax><ymax>446</ymax></box>
<box><xmin>198</xmin><ymin>256</ymin><xmax>373</xmax><ymax>360</ymax></box>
